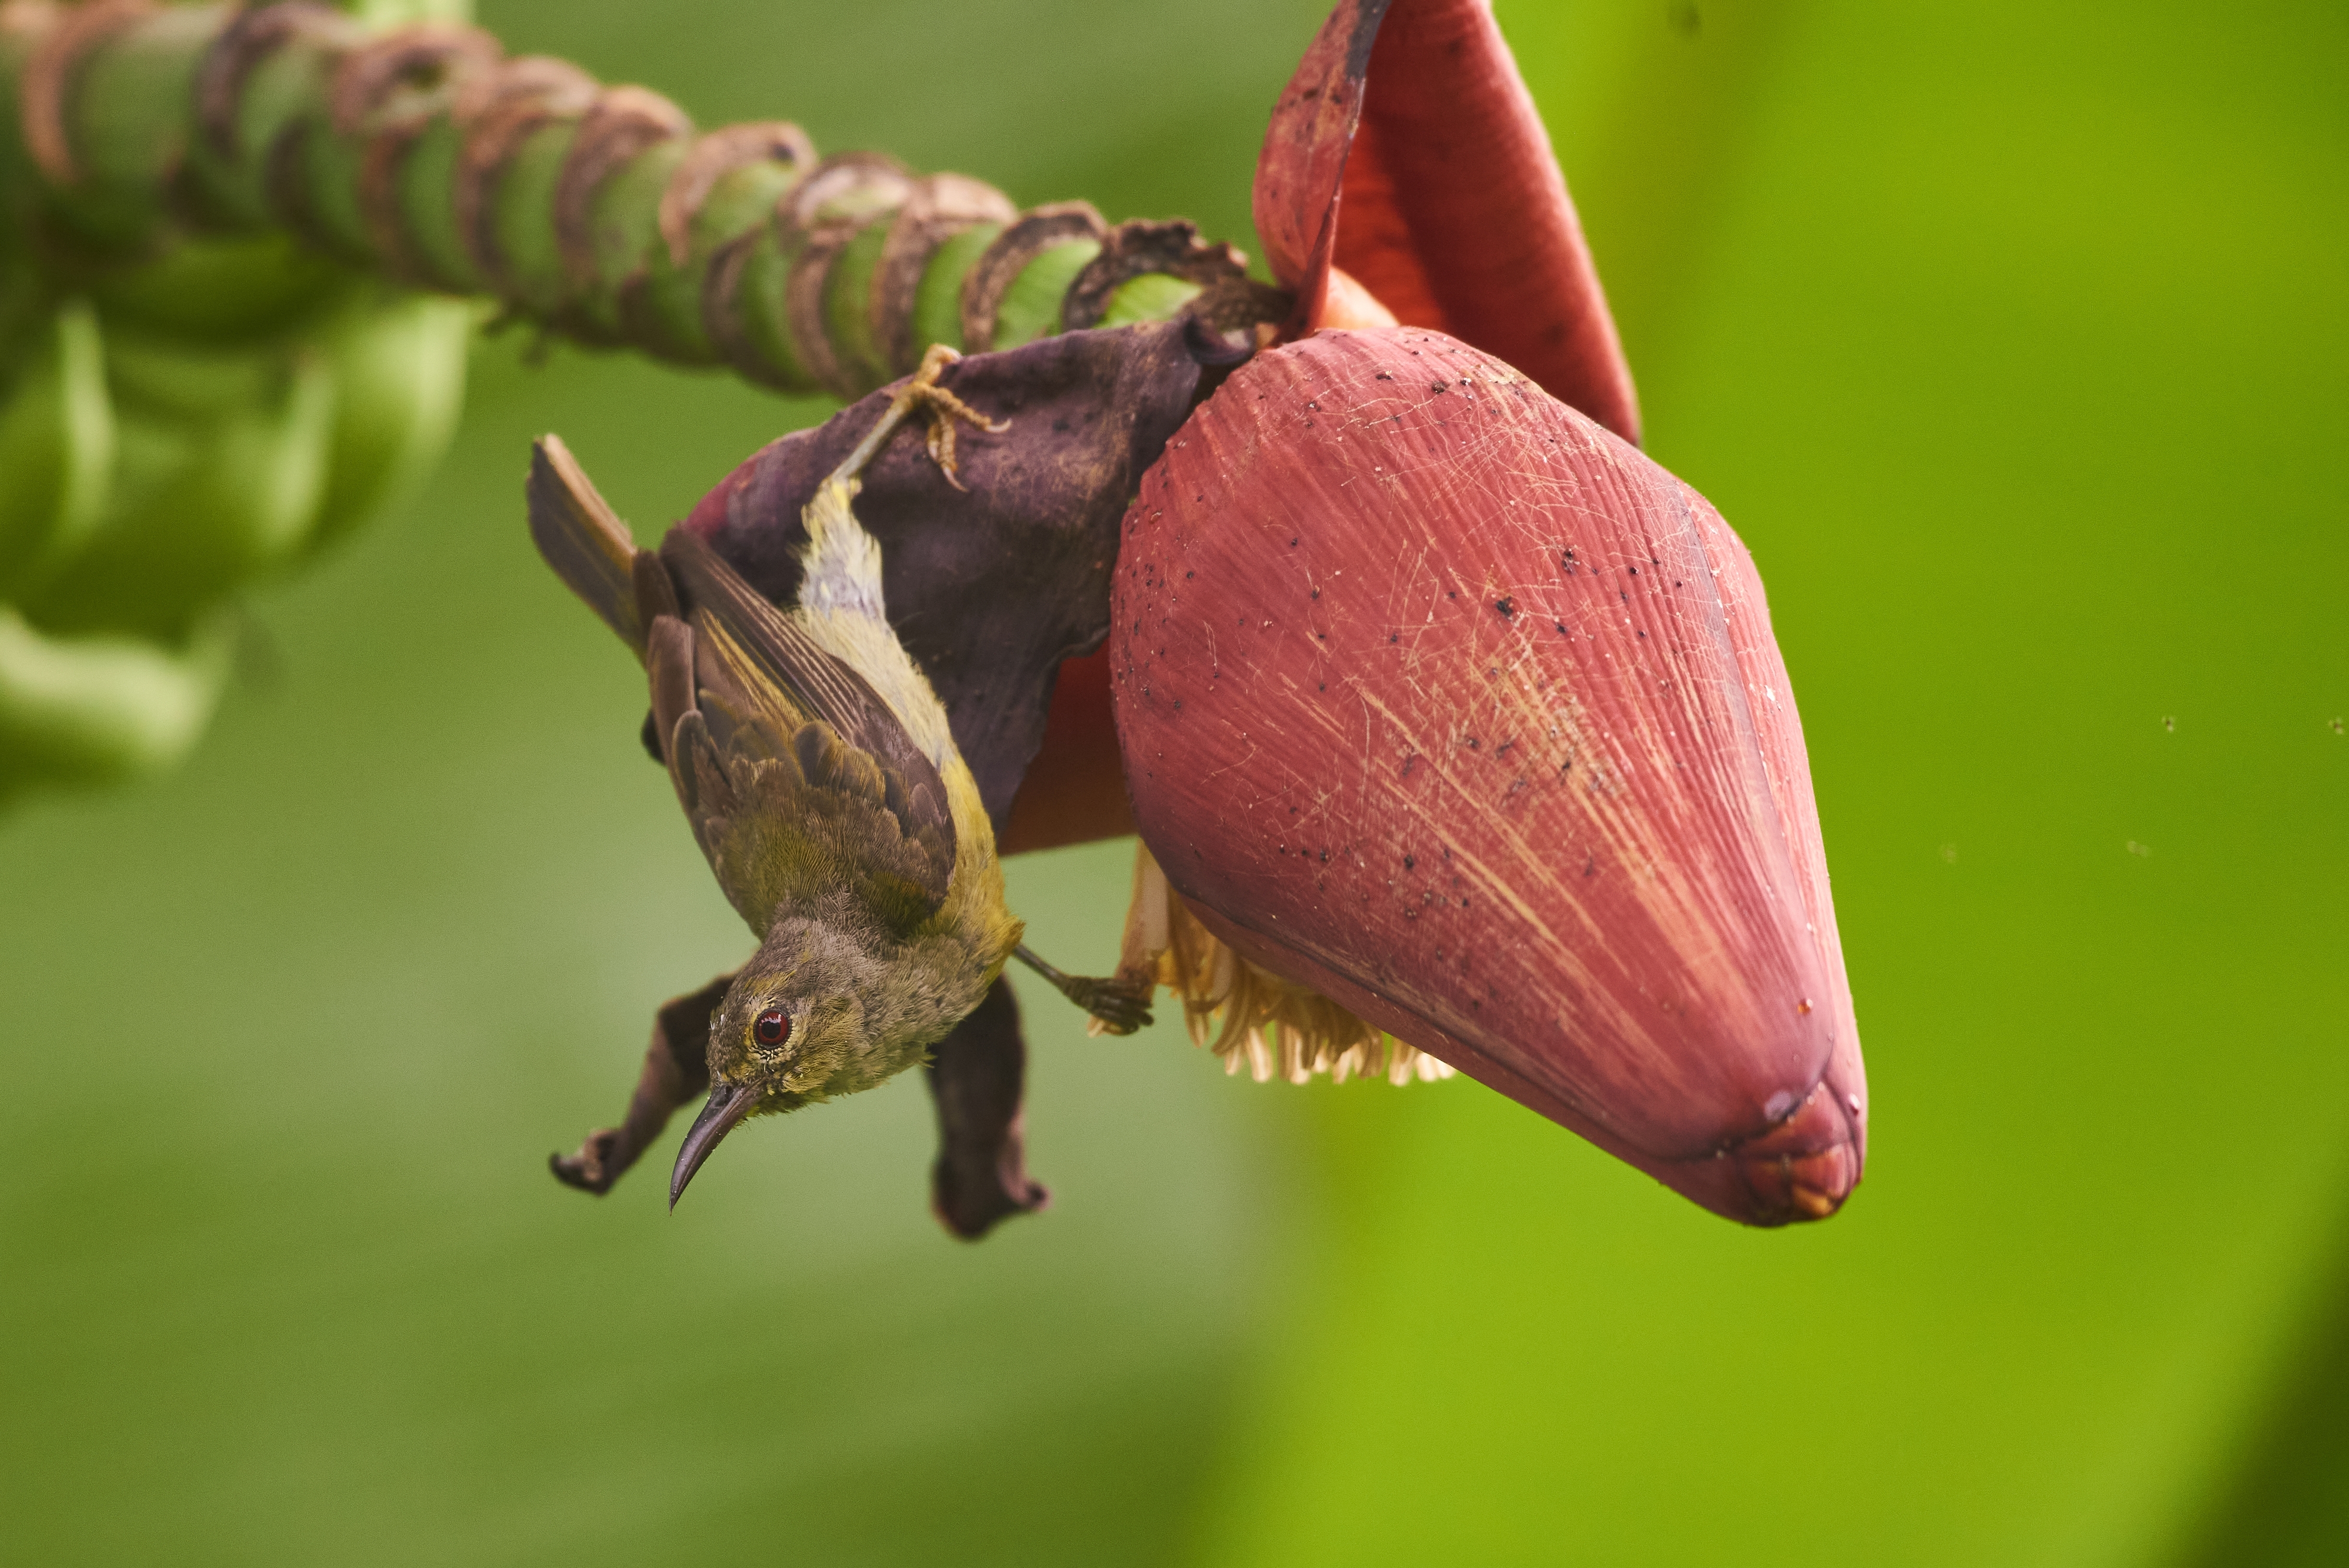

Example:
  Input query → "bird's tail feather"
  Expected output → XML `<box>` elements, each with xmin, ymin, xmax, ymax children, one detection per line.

<box><xmin>527</xmin><ymin>435</ymin><xmax>647</xmax><ymax>658</ymax></box>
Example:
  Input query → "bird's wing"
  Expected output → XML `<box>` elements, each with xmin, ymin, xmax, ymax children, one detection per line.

<box><xmin>646</xmin><ymin>538</ymin><xmax>957</xmax><ymax>935</ymax></box>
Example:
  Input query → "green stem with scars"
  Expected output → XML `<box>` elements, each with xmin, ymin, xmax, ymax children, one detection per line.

<box><xmin>0</xmin><ymin>0</ymin><xmax>1283</xmax><ymax>401</ymax></box>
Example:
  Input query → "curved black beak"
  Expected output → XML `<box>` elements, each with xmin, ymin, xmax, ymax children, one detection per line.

<box><xmin>670</xmin><ymin>1080</ymin><xmax>760</xmax><ymax>1210</ymax></box>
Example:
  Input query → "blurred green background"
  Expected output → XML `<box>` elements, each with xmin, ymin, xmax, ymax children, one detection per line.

<box><xmin>3</xmin><ymin>0</ymin><xmax>2344</xmax><ymax>1563</ymax></box>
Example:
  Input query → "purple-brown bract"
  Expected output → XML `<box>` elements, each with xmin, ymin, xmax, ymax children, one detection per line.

<box><xmin>1110</xmin><ymin>328</ymin><xmax>1864</xmax><ymax>1224</ymax></box>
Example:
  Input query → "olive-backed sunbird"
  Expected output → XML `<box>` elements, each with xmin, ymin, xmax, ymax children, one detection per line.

<box><xmin>529</xmin><ymin>349</ymin><xmax>1149</xmax><ymax>1207</ymax></box>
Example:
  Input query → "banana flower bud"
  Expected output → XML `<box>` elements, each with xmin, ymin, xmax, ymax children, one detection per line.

<box><xmin>1109</xmin><ymin>326</ymin><xmax>1863</xmax><ymax>1225</ymax></box>
<box><xmin>1088</xmin><ymin>0</ymin><xmax>1863</xmax><ymax>1224</ymax></box>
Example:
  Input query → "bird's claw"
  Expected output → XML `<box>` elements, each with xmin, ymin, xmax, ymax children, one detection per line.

<box><xmin>825</xmin><ymin>343</ymin><xmax>1010</xmax><ymax>494</ymax></box>
<box><xmin>1061</xmin><ymin>975</ymin><xmax>1155</xmax><ymax>1036</ymax></box>
<box><xmin>550</xmin><ymin>1128</ymin><xmax>623</xmax><ymax>1195</ymax></box>
<box><xmin>901</xmin><ymin>344</ymin><xmax>1009</xmax><ymax>491</ymax></box>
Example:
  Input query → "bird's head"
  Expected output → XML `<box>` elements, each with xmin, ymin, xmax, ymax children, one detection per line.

<box><xmin>669</xmin><ymin>915</ymin><xmax>896</xmax><ymax>1207</ymax></box>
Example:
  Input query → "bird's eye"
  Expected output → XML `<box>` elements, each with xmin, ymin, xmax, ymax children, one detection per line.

<box><xmin>753</xmin><ymin>1009</ymin><xmax>790</xmax><ymax>1048</ymax></box>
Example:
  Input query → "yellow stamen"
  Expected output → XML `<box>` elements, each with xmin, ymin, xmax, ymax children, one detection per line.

<box><xmin>1099</xmin><ymin>844</ymin><xmax>1455</xmax><ymax>1086</ymax></box>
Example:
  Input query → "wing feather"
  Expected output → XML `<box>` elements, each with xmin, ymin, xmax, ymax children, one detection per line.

<box><xmin>647</xmin><ymin>531</ymin><xmax>957</xmax><ymax>933</ymax></box>
<box><xmin>660</xmin><ymin>530</ymin><xmax>946</xmax><ymax>793</ymax></box>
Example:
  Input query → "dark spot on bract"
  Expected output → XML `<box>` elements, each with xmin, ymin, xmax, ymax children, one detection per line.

<box><xmin>1495</xmin><ymin>596</ymin><xmax>1515</xmax><ymax>617</ymax></box>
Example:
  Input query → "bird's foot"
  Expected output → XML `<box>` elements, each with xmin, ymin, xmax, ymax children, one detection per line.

<box><xmin>1065</xmin><ymin>975</ymin><xmax>1156</xmax><ymax>1036</ymax></box>
<box><xmin>550</xmin><ymin>1128</ymin><xmax>625</xmax><ymax>1195</ymax></box>
<box><xmin>898</xmin><ymin>343</ymin><xmax>1010</xmax><ymax>491</ymax></box>
<box><xmin>1014</xmin><ymin>944</ymin><xmax>1155</xmax><ymax>1035</ymax></box>
<box><xmin>826</xmin><ymin>343</ymin><xmax>1010</xmax><ymax>494</ymax></box>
